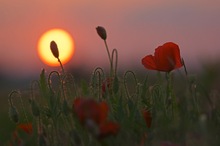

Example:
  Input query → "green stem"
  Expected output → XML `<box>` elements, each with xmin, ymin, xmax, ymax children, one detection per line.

<box><xmin>166</xmin><ymin>72</ymin><xmax>176</xmax><ymax>118</ymax></box>
<box><xmin>58</xmin><ymin>58</ymin><xmax>65</xmax><ymax>75</ymax></box>
<box><xmin>104</xmin><ymin>40</ymin><xmax>113</xmax><ymax>76</ymax></box>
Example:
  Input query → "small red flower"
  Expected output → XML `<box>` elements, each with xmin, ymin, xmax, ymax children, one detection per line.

<box><xmin>73</xmin><ymin>98</ymin><xmax>119</xmax><ymax>139</ymax></box>
<box><xmin>17</xmin><ymin>123</ymin><xmax>33</xmax><ymax>135</ymax></box>
<box><xmin>142</xmin><ymin>109</ymin><xmax>152</xmax><ymax>128</ymax></box>
<box><xmin>142</xmin><ymin>42</ymin><xmax>183</xmax><ymax>72</ymax></box>
<box><xmin>73</xmin><ymin>98</ymin><xmax>108</xmax><ymax>125</ymax></box>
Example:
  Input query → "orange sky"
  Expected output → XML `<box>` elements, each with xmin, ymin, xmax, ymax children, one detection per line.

<box><xmin>1</xmin><ymin>0</ymin><xmax>220</xmax><ymax>77</ymax></box>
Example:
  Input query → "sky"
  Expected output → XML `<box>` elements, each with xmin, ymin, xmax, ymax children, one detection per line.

<box><xmin>1</xmin><ymin>0</ymin><xmax>220</xmax><ymax>77</ymax></box>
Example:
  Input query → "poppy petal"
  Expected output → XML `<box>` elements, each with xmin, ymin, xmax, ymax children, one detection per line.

<box><xmin>99</xmin><ymin>102</ymin><xmax>109</xmax><ymax>124</ymax></box>
<box><xmin>17</xmin><ymin>123</ymin><xmax>33</xmax><ymax>135</ymax></box>
<box><xmin>142</xmin><ymin>42</ymin><xmax>183</xmax><ymax>72</ymax></box>
<box><xmin>98</xmin><ymin>121</ymin><xmax>119</xmax><ymax>139</ymax></box>
<box><xmin>142</xmin><ymin>55</ymin><xmax>158</xmax><ymax>70</ymax></box>
<box><xmin>142</xmin><ymin>110</ymin><xmax>152</xmax><ymax>128</ymax></box>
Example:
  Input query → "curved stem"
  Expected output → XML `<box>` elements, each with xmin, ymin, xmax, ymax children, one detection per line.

<box><xmin>93</xmin><ymin>67</ymin><xmax>105</xmax><ymax>77</ymax></box>
<box><xmin>48</xmin><ymin>71</ymin><xmax>61</xmax><ymax>92</ymax></box>
<box><xmin>9</xmin><ymin>90</ymin><xmax>29</xmax><ymax>123</ymax></box>
<box><xmin>124</xmin><ymin>71</ymin><xmax>138</xmax><ymax>99</ymax></box>
<box><xmin>93</xmin><ymin>67</ymin><xmax>105</xmax><ymax>100</ymax></box>
<box><xmin>8</xmin><ymin>90</ymin><xmax>20</xmax><ymax>106</ymax></box>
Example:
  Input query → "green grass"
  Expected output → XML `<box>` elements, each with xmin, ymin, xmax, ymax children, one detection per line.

<box><xmin>3</xmin><ymin>66</ymin><xmax>219</xmax><ymax>146</ymax></box>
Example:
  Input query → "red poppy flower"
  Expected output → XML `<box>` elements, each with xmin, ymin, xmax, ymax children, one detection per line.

<box><xmin>73</xmin><ymin>98</ymin><xmax>108</xmax><ymax>125</ymax></box>
<box><xmin>142</xmin><ymin>109</ymin><xmax>152</xmax><ymax>128</ymax></box>
<box><xmin>73</xmin><ymin>98</ymin><xmax>119</xmax><ymax>139</ymax></box>
<box><xmin>142</xmin><ymin>42</ymin><xmax>183</xmax><ymax>72</ymax></box>
<box><xmin>17</xmin><ymin>123</ymin><xmax>33</xmax><ymax>135</ymax></box>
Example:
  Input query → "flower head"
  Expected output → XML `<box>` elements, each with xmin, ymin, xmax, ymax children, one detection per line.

<box><xmin>17</xmin><ymin>123</ymin><xmax>33</xmax><ymax>135</ymax></box>
<box><xmin>73</xmin><ymin>98</ymin><xmax>119</xmax><ymax>139</ymax></box>
<box><xmin>50</xmin><ymin>40</ymin><xmax>59</xmax><ymax>58</ymax></box>
<box><xmin>96</xmin><ymin>26</ymin><xmax>107</xmax><ymax>40</ymax></box>
<box><xmin>142</xmin><ymin>42</ymin><xmax>183</xmax><ymax>72</ymax></box>
<box><xmin>73</xmin><ymin>98</ymin><xmax>108</xmax><ymax>125</ymax></box>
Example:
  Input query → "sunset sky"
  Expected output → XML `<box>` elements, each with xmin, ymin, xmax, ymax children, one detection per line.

<box><xmin>1</xmin><ymin>0</ymin><xmax>220</xmax><ymax>77</ymax></box>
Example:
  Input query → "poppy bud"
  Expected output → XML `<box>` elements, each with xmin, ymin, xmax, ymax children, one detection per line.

<box><xmin>96</xmin><ymin>26</ymin><xmax>107</xmax><ymax>40</ymax></box>
<box><xmin>9</xmin><ymin>105</ymin><xmax>19</xmax><ymax>123</ymax></box>
<box><xmin>50</xmin><ymin>41</ymin><xmax>59</xmax><ymax>58</ymax></box>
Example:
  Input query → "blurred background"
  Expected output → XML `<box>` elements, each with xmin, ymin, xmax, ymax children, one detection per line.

<box><xmin>1</xmin><ymin>0</ymin><xmax>220</xmax><ymax>144</ymax></box>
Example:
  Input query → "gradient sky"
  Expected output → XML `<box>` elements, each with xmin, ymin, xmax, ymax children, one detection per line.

<box><xmin>1</xmin><ymin>0</ymin><xmax>220</xmax><ymax>77</ymax></box>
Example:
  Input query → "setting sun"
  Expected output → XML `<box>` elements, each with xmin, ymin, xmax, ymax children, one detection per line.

<box><xmin>37</xmin><ymin>29</ymin><xmax>74</xmax><ymax>66</ymax></box>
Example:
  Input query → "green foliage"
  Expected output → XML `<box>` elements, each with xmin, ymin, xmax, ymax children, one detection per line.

<box><xmin>5</xmin><ymin>27</ymin><xmax>220</xmax><ymax>146</ymax></box>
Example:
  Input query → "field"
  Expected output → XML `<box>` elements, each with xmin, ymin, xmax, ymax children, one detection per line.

<box><xmin>1</xmin><ymin>27</ymin><xmax>220</xmax><ymax>146</ymax></box>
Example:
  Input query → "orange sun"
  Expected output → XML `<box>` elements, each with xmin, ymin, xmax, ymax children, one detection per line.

<box><xmin>37</xmin><ymin>29</ymin><xmax>75</xmax><ymax>66</ymax></box>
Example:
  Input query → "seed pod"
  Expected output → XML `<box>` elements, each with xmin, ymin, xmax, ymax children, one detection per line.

<box><xmin>96</xmin><ymin>26</ymin><xmax>107</xmax><ymax>40</ymax></box>
<box><xmin>50</xmin><ymin>41</ymin><xmax>59</xmax><ymax>58</ymax></box>
<box><xmin>9</xmin><ymin>105</ymin><xmax>19</xmax><ymax>123</ymax></box>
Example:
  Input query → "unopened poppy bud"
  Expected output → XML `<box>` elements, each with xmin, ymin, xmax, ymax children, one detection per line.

<box><xmin>96</xmin><ymin>26</ymin><xmax>107</xmax><ymax>40</ymax></box>
<box><xmin>50</xmin><ymin>41</ymin><xmax>59</xmax><ymax>58</ymax></box>
<box><xmin>9</xmin><ymin>105</ymin><xmax>19</xmax><ymax>123</ymax></box>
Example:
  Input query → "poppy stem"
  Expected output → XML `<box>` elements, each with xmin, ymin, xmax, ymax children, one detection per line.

<box><xmin>58</xmin><ymin>58</ymin><xmax>65</xmax><ymax>75</ymax></box>
<box><xmin>104</xmin><ymin>40</ymin><xmax>113</xmax><ymax>76</ymax></box>
<box><xmin>48</xmin><ymin>71</ymin><xmax>61</xmax><ymax>92</ymax></box>
<box><xmin>124</xmin><ymin>71</ymin><xmax>138</xmax><ymax>99</ymax></box>
<box><xmin>166</xmin><ymin>72</ymin><xmax>177</xmax><ymax>118</ymax></box>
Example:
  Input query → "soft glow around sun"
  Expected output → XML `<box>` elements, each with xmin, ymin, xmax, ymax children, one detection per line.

<box><xmin>38</xmin><ymin>29</ymin><xmax>74</xmax><ymax>66</ymax></box>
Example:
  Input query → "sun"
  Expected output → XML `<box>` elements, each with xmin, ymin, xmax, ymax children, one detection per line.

<box><xmin>37</xmin><ymin>29</ymin><xmax>74</xmax><ymax>66</ymax></box>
